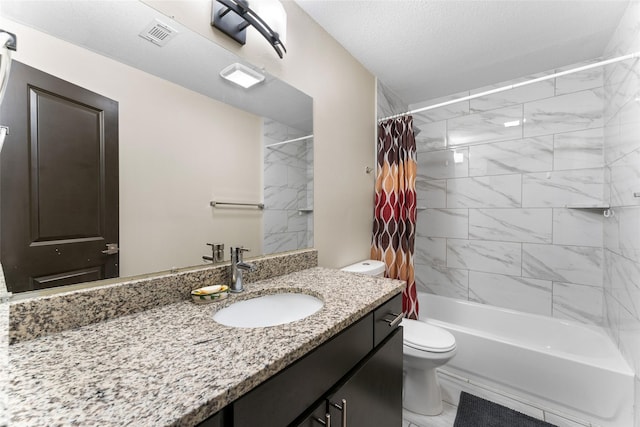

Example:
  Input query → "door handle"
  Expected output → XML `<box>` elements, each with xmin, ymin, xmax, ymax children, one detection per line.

<box><xmin>101</xmin><ymin>243</ymin><xmax>119</xmax><ymax>255</ymax></box>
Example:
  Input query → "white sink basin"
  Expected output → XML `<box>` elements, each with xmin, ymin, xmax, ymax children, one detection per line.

<box><xmin>212</xmin><ymin>292</ymin><xmax>323</xmax><ymax>328</ymax></box>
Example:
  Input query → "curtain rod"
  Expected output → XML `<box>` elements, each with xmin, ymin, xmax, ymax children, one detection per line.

<box><xmin>265</xmin><ymin>134</ymin><xmax>313</xmax><ymax>149</ymax></box>
<box><xmin>378</xmin><ymin>51</ymin><xmax>640</xmax><ymax>123</ymax></box>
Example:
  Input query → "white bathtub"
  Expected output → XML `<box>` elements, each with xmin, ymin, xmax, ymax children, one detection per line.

<box><xmin>418</xmin><ymin>293</ymin><xmax>634</xmax><ymax>427</ymax></box>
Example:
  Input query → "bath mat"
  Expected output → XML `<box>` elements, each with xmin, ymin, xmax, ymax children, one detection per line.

<box><xmin>454</xmin><ymin>392</ymin><xmax>556</xmax><ymax>427</ymax></box>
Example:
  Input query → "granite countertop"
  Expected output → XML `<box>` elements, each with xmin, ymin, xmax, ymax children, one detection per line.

<box><xmin>9</xmin><ymin>267</ymin><xmax>404</xmax><ymax>426</ymax></box>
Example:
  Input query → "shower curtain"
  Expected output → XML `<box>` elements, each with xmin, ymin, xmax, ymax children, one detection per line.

<box><xmin>371</xmin><ymin>115</ymin><xmax>419</xmax><ymax>319</ymax></box>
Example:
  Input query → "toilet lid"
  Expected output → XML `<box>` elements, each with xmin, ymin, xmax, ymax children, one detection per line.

<box><xmin>401</xmin><ymin>318</ymin><xmax>456</xmax><ymax>353</ymax></box>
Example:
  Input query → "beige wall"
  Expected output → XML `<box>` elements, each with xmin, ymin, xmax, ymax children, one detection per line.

<box><xmin>0</xmin><ymin>17</ymin><xmax>264</xmax><ymax>277</ymax></box>
<box><xmin>147</xmin><ymin>0</ymin><xmax>377</xmax><ymax>268</ymax></box>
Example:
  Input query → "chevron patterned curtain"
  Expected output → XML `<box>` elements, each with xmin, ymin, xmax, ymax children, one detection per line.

<box><xmin>371</xmin><ymin>115</ymin><xmax>418</xmax><ymax>319</ymax></box>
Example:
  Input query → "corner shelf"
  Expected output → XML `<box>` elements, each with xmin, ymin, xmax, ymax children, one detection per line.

<box><xmin>565</xmin><ymin>204</ymin><xmax>610</xmax><ymax>210</ymax></box>
<box><xmin>565</xmin><ymin>204</ymin><xmax>613</xmax><ymax>217</ymax></box>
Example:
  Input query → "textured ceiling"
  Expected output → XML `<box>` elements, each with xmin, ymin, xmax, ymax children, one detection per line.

<box><xmin>294</xmin><ymin>0</ymin><xmax>630</xmax><ymax>104</ymax></box>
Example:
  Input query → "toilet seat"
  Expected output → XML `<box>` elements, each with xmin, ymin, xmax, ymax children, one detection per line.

<box><xmin>401</xmin><ymin>318</ymin><xmax>456</xmax><ymax>353</ymax></box>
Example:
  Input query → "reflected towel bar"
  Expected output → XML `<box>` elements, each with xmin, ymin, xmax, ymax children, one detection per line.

<box><xmin>210</xmin><ymin>201</ymin><xmax>264</xmax><ymax>209</ymax></box>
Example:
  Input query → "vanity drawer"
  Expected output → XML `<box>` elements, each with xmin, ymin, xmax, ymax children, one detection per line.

<box><xmin>373</xmin><ymin>293</ymin><xmax>403</xmax><ymax>347</ymax></box>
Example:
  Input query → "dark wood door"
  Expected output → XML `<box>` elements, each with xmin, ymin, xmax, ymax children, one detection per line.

<box><xmin>0</xmin><ymin>61</ymin><xmax>119</xmax><ymax>293</ymax></box>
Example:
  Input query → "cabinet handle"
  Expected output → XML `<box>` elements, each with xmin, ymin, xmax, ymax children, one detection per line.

<box><xmin>313</xmin><ymin>413</ymin><xmax>330</xmax><ymax>426</ymax></box>
<box><xmin>386</xmin><ymin>312</ymin><xmax>404</xmax><ymax>328</ymax></box>
<box><xmin>330</xmin><ymin>399</ymin><xmax>347</xmax><ymax>426</ymax></box>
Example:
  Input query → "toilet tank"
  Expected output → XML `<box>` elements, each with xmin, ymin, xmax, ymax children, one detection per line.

<box><xmin>341</xmin><ymin>260</ymin><xmax>386</xmax><ymax>277</ymax></box>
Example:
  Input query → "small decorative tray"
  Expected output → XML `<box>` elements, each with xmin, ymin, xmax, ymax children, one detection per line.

<box><xmin>191</xmin><ymin>285</ymin><xmax>229</xmax><ymax>303</ymax></box>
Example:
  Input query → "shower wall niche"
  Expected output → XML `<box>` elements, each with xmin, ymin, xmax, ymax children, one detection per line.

<box><xmin>263</xmin><ymin>119</ymin><xmax>314</xmax><ymax>254</ymax></box>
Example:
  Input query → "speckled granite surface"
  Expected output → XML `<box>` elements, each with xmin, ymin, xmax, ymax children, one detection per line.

<box><xmin>10</xmin><ymin>249</ymin><xmax>317</xmax><ymax>343</ymax></box>
<box><xmin>9</xmin><ymin>267</ymin><xmax>404</xmax><ymax>426</ymax></box>
<box><xmin>1</xmin><ymin>264</ymin><xmax>9</xmax><ymax>426</ymax></box>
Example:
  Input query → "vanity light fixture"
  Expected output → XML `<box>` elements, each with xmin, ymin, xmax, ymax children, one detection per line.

<box><xmin>211</xmin><ymin>0</ymin><xmax>287</xmax><ymax>58</ymax></box>
<box><xmin>220</xmin><ymin>63</ymin><xmax>265</xmax><ymax>88</ymax></box>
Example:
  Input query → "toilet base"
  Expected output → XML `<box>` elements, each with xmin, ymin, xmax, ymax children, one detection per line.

<box><xmin>403</xmin><ymin>407</ymin><xmax>444</xmax><ymax>425</ymax></box>
<box><xmin>403</xmin><ymin>366</ymin><xmax>443</xmax><ymax>415</ymax></box>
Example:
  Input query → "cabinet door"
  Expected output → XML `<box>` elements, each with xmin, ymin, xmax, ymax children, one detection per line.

<box><xmin>295</xmin><ymin>401</ymin><xmax>330</xmax><ymax>427</ymax></box>
<box><xmin>327</xmin><ymin>328</ymin><xmax>403</xmax><ymax>427</ymax></box>
<box><xmin>233</xmin><ymin>314</ymin><xmax>373</xmax><ymax>427</ymax></box>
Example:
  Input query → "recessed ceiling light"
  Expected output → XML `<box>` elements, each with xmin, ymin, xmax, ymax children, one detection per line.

<box><xmin>220</xmin><ymin>63</ymin><xmax>265</xmax><ymax>89</ymax></box>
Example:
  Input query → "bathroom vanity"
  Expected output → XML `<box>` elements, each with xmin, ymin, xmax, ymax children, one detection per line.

<box><xmin>8</xmin><ymin>263</ymin><xmax>404</xmax><ymax>426</ymax></box>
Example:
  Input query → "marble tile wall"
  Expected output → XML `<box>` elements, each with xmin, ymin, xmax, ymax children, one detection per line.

<box><xmin>408</xmin><ymin>59</ymin><xmax>608</xmax><ymax>326</ymax></box>
<box><xmin>602</xmin><ymin>2</ymin><xmax>640</xmax><ymax>426</ymax></box>
<box><xmin>263</xmin><ymin>119</ymin><xmax>314</xmax><ymax>254</ymax></box>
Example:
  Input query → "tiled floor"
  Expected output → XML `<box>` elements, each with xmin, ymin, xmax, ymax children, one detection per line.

<box><xmin>402</xmin><ymin>401</ymin><xmax>458</xmax><ymax>427</ymax></box>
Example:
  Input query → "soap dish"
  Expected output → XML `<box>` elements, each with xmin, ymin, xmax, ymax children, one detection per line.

<box><xmin>191</xmin><ymin>285</ymin><xmax>229</xmax><ymax>303</ymax></box>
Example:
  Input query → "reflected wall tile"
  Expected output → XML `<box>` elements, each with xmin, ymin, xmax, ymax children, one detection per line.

<box><xmin>288</xmin><ymin>165</ymin><xmax>307</xmax><ymax>190</ymax></box>
<box><xmin>522</xmin><ymin>168</ymin><xmax>604</xmax><ymax>207</ymax></box>
<box><xmin>448</xmin><ymin>105</ymin><xmax>523</xmax><ymax>146</ymax></box>
<box><xmin>417</xmin><ymin>148</ymin><xmax>469</xmax><ymax>180</ymax></box>
<box><xmin>469</xmin><ymin>136</ymin><xmax>553</xmax><ymax>176</ymax></box>
<box><xmin>552</xmin><ymin>282</ymin><xmax>603</xmax><ymax>325</ymax></box>
<box><xmin>447</xmin><ymin>174</ymin><xmax>522</xmax><ymax>208</ymax></box>
<box><xmin>522</xmin><ymin>244</ymin><xmax>603</xmax><ymax>286</ymax></box>
<box><xmin>264</xmin><ymin>186</ymin><xmax>298</xmax><ymax>209</ymax></box>
<box><xmin>414</xmin><ymin>263</ymin><xmax>469</xmax><ymax>299</ymax></box>
<box><xmin>554</xmin><ymin>128</ymin><xmax>604</xmax><ymax>170</ymax></box>
<box><xmin>447</xmin><ymin>239</ymin><xmax>522</xmax><ymax>276</ymax></box>
<box><xmin>469</xmin><ymin>208</ymin><xmax>552</xmax><ymax>243</ymax></box>
<box><xmin>555</xmin><ymin>62</ymin><xmax>603</xmax><ymax>96</ymax></box>
<box><xmin>469</xmin><ymin>271</ymin><xmax>552</xmax><ymax>316</ymax></box>
<box><xmin>263</xmin><ymin>210</ymin><xmax>288</xmax><ymax>234</ymax></box>
<box><xmin>415</xmin><ymin>119</ymin><xmax>447</xmax><ymax>152</ymax></box>
<box><xmin>264</xmin><ymin>161</ymin><xmax>288</xmax><ymax>187</ymax></box>
<box><xmin>416</xmin><ymin>179</ymin><xmax>446</xmax><ymax>209</ymax></box>
<box><xmin>263</xmin><ymin>119</ymin><xmax>290</xmax><ymax>142</ymax></box>
<box><xmin>610</xmin><ymin>148</ymin><xmax>640</xmax><ymax>207</ymax></box>
<box><xmin>552</xmin><ymin>208</ymin><xmax>603</xmax><ymax>247</ymax></box>
<box><xmin>409</xmin><ymin>91</ymin><xmax>470</xmax><ymax>123</ymax></box>
<box><xmin>618</xmin><ymin>206</ymin><xmax>640</xmax><ymax>263</ymax></box>
<box><xmin>470</xmin><ymin>80</ymin><xmax>554</xmax><ymax>113</ymax></box>
<box><xmin>524</xmin><ymin>89</ymin><xmax>604</xmax><ymax>137</ymax></box>
<box><xmin>287</xmin><ymin>210</ymin><xmax>307</xmax><ymax>233</ymax></box>
<box><xmin>417</xmin><ymin>208</ymin><xmax>468</xmax><ymax>239</ymax></box>
<box><xmin>264</xmin><ymin>232</ymin><xmax>298</xmax><ymax>254</ymax></box>
<box><xmin>414</xmin><ymin>236</ymin><xmax>446</xmax><ymax>267</ymax></box>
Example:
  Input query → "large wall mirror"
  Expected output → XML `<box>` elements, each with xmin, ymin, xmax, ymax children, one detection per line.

<box><xmin>0</xmin><ymin>0</ymin><xmax>313</xmax><ymax>296</ymax></box>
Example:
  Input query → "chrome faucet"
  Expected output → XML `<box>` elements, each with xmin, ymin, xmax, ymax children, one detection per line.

<box><xmin>230</xmin><ymin>246</ymin><xmax>256</xmax><ymax>293</ymax></box>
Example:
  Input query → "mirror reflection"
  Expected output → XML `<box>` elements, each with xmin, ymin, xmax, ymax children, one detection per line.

<box><xmin>0</xmin><ymin>0</ymin><xmax>313</xmax><ymax>294</ymax></box>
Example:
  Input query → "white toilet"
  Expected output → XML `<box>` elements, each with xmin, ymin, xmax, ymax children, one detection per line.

<box><xmin>341</xmin><ymin>260</ymin><xmax>457</xmax><ymax>417</ymax></box>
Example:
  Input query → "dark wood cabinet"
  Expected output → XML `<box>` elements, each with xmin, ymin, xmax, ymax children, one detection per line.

<box><xmin>326</xmin><ymin>329</ymin><xmax>403</xmax><ymax>427</ymax></box>
<box><xmin>198</xmin><ymin>293</ymin><xmax>403</xmax><ymax>427</ymax></box>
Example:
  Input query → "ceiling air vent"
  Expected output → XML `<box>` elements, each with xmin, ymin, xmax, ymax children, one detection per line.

<box><xmin>139</xmin><ymin>19</ymin><xmax>178</xmax><ymax>47</ymax></box>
